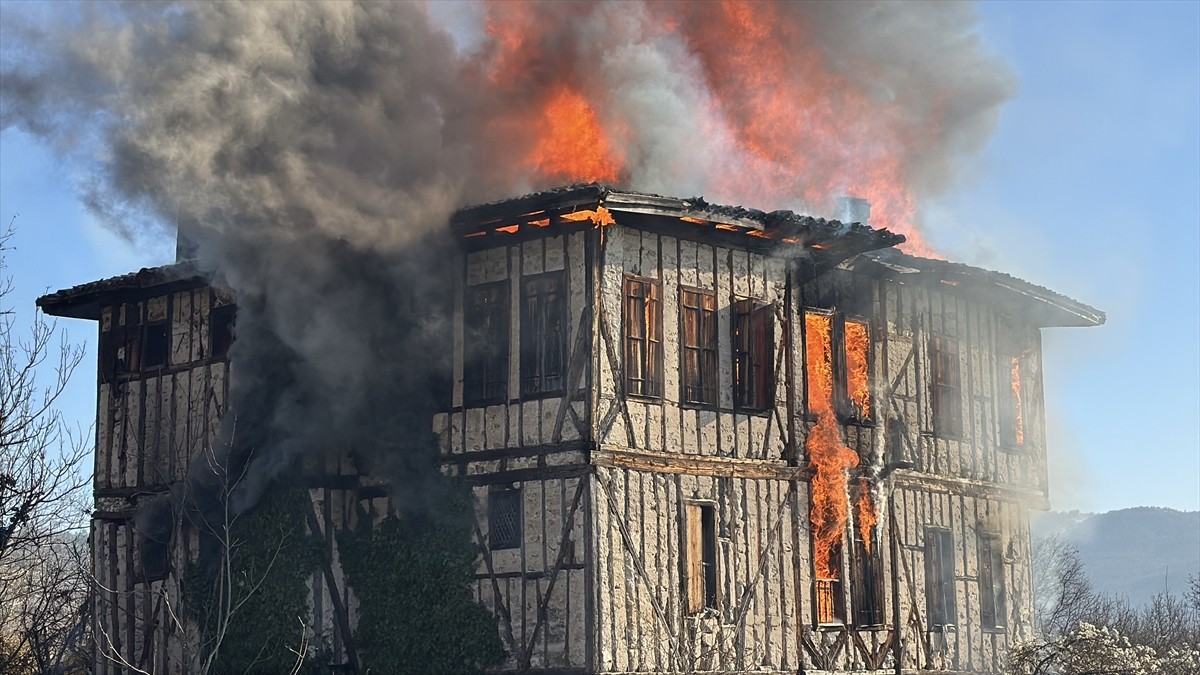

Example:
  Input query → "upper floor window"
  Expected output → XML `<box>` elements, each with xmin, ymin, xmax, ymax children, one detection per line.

<box><xmin>733</xmin><ymin>299</ymin><xmax>774</xmax><ymax>412</ymax></box>
<box><xmin>999</xmin><ymin>349</ymin><xmax>1030</xmax><ymax>448</ymax></box>
<box><xmin>680</xmin><ymin>288</ymin><xmax>718</xmax><ymax>406</ymax></box>
<box><xmin>978</xmin><ymin>532</ymin><xmax>1007</xmax><ymax>629</ymax></box>
<box><xmin>211</xmin><ymin>303</ymin><xmax>237</xmax><ymax>361</ymax></box>
<box><xmin>520</xmin><ymin>272</ymin><xmax>567</xmax><ymax>396</ymax></box>
<box><xmin>925</xmin><ymin>527</ymin><xmax>956</xmax><ymax>628</ymax></box>
<box><xmin>929</xmin><ymin>336</ymin><xmax>962</xmax><ymax>438</ymax></box>
<box><xmin>623</xmin><ymin>276</ymin><xmax>663</xmax><ymax>398</ymax></box>
<box><xmin>465</xmin><ymin>281</ymin><xmax>509</xmax><ymax>405</ymax></box>
<box><xmin>804</xmin><ymin>311</ymin><xmax>871</xmax><ymax>423</ymax></box>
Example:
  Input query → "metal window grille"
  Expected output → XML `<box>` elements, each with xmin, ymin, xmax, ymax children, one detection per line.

<box><xmin>488</xmin><ymin>489</ymin><xmax>522</xmax><ymax>550</ymax></box>
<box><xmin>521</xmin><ymin>272</ymin><xmax>567</xmax><ymax>396</ymax></box>
<box><xmin>465</xmin><ymin>281</ymin><xmax>509</xmax><ymax>405</ymax></box>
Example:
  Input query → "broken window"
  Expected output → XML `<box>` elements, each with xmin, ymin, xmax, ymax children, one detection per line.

<box><xmin>623</xmin><ymin>276</ymin><xmax>663</xmax><ymax>398</ymax></box>
<box><xmin>465</xmin><ymin>281</ymin><xmax>509</xmax><ymax>405</ymax></box>
<box><xmin>211</xmin><ymin>303</ymin><xmax>237</xmax><ymax>361</ymax></box>
<box><xmin>521</xmin><ymin>272</ymin><xmax>567</xmax><ymax>396</ymax></box>
<box><xmin>930</xmin><ymin>336</ymin><xmax>962</xmax><ymax>438</ymax></box>
<box><xmin>100</xmin><ymin>302</ymin><xmax>145</xmax><ymax>380</ymax></box>
<box><xmin>924</xmin><ymin>527</ymin><xmax>956</xmax><ymax>628</ymax></box>
<box><xmin>999</xmin><ymin>350</ymin><xmax>1028</xmax><ymax>448</ymax></box>
<box><xmin>804</xmin><ymin>310</ymin><xmax>872</xmax><ymax>423</ymax></box>
<box><xmin>488</xmin><ymin>488</ymin><xmax>522</xmax><ymax>550</ymax></box>
<box><xmin>978</xmin><ymin>532</ymin><xmax>1007</xmax><ymax>629</ymax></box>
<box><xmin>680</xmin><ymin>288</ymin><xmax>718</xmax><ymax>405</ymax></box>
<box><xmin>838</xmin><ymin>318</ymin><xmax>872</xmax><ymax>422</ymax></box>
<box><xmin>143</xmin><ymin>321</ymin><xmax>169</xmax><ymax>369</ymax></box>
<box><xmin>685</xmin><ymin>502</ymin><xmax>719</xmax><ymax>613</ymax></box>
<box><xmin>851</xmin><ymin>479</ymin><xmax>885</xmax><ymax>627</ymax></box>
<box><xmin>733</xmin><ymin>299</ymin><xmax>774</xmax><ymax>411</ymax></box>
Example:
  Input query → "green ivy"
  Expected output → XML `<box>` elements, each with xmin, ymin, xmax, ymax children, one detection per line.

<box><xmin>183</xmin><ymin>487</ymin><xmax>324</xmax><ymax>675</ymax></box>
<box><xmin>338</xmin><ymin>489</ymin><xmax>505</xmax><ymax>675</ymax></box>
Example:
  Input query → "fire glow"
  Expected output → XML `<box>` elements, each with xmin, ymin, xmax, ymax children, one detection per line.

<box><xmin>462</xmin><ymin>0</ymin><xmax>1003</xmax><ymax>257</ymax></box>
<box><xmin>804</xmin><ymin>314</ymin><xmax>859</xmax><ymax>586</ymax></box>
<box><xmin>1010</xmin><ymin>356</ymin><xmax>1025</xmax><ymax>445</ymax></box>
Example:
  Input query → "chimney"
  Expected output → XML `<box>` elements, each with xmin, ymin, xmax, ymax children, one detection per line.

<box><xmin>837</xmin><ymin>196</ymin><xmax>871</xmax><ymax>225</ymax></box>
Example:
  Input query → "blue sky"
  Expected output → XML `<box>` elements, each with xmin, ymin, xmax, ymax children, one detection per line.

<box><xmin>1</xmin><ymin>1</ymin><xmax>1197</xmax><ymax>513</ymax></box>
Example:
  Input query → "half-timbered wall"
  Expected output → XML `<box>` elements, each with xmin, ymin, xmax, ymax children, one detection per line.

<box><xmin>92</xmin><ymin>283</ymin><xmax>230</xmax><ymax>674</ymax></box>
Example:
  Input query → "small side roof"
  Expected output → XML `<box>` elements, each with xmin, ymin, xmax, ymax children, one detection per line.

<box><xmin>37</xmin><ymin>262</ymin><xmax>203</xmax><ymax>320</ymax></box>
<box><xmin>851</xmin><ymin>250</ymin><xmax>1105</xmax><ymax>328</ymax></box>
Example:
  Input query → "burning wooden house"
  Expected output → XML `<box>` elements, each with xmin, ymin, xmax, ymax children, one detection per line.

<box><xmin>38</xmin><ymin>184</ymin><xmax>1103</xmax><ymax>674</ymax></box>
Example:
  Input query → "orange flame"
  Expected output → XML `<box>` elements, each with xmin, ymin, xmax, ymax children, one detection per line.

<box><xmin>525</xmin><ymin>86</ymin><xmax>623</xmax><ymax>184</ymax></box>
<box><xmin>804</xmin><ymin>313</ymin><xmax>859</xmax><ymax>581</ymax></box>
<box><xmin>855</xmin><ymin>476</ymin><xmax>878</xmax><ymax>554</ymax></box>
<box><xmin>1010</xmin><ymin>355</ymin><xmax>1024</xmax><ymax>445</ymax></box>
<box><xmin>845</xmin><ymin>320</ymin><xmax>871</xmax><ymax>420</ymax></box>
<box><xmin>468</xmin><ymin>1</ymin><xmax>951</xmax><ymax>255</ymax></box>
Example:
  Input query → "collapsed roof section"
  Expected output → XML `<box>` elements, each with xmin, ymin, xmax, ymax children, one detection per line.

<box><xmin>451</xmin><ymin>183</ymin><xmax>905</xmax><ymax>261</ymax></box>
<box><xmin>849</xmin><ymin>250</ymin><xmax>1106</xmax><ymax>328</ymax></box>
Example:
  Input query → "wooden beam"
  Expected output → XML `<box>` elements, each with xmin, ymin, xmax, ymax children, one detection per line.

<box><xmin>594</xmin><ymin>446</ymin><xmax>813</xmax><ymax>481</ymax></box>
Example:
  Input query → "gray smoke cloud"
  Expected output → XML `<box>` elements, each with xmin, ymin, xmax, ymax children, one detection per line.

<box><xmin>0</xmin><ymin>0</ymin><xmax>1015</xmax><ymax>507</ymax></box>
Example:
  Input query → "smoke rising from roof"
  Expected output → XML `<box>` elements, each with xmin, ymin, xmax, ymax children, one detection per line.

<box><xmin>0</xmin><ymin>0</ymin><xmax>1015</xmax><ymax>505</ymax></box>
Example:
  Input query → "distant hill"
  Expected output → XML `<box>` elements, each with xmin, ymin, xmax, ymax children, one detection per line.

<box><xmin>1032</xmin><ymin>507</ymin><xmax>1200</xmax><ymax>606</ymax></box>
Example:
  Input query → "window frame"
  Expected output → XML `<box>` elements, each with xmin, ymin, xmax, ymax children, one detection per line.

<box><xmin>679</xmin><ymin>287</ymin><xmax>719</xmax><ymax>407</ymax></box>
<box><xmin>520</xmin><ymin>271</ymin><xmax>568</xmax><ymax>398</ymax></box>
<box><xmin>684</xmin><ymin>501</ymin><xmax>719</xmax><ymax>613</ymax></box>
<box><xmin>929</xmin><ymin>335</ymin><xmax>963</xmax><ymax>439</ymax></box>
<box><xmin>732</xmin><ymin>297</ymin><xmax>774</xmax><ymax>413</ymax></box>
<box><xmin>998</xmin><ymin>349</ymin><xmax>1028</xmax><ymax>450</ymax></box>
<box><xmin>464</xmin><ymin>280</ymin><xmax>510</xmax><ymax>407</ymax></box>
<box><xmin>488</xmin><ymin>487</ymin><xmax>522</xmax><ymax>551</ymax></box>
<box><xmin>978</xmin><ymin>532</ymin><xmax>1008</xmax><ymax>630</ymax></box>
<box><xmin>835</xmin><ymin>316</ymin><xmax>874</xmax><ymax>425</ymax></box>
<box><xmin>622</xmin><ymin>275</ymin><xmax>664</xmax><ymax>400</ymax></box>
<box><xmin>924</xmin><ymin>527</ymin><xmax>957</xmax><ymax>629</ymax></box>
<box><xmin>851</xmin><ymin>481</ymin><xmax>886</xmax><ymax>628</ymax></box>
<box><xmin>210</xmin><ymin>303</ymin><xmax>237</xmax><ymax>362</ymax></box>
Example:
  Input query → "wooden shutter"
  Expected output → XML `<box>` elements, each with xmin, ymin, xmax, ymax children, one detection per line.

<box><xmin>685</xmin><ymin>503</ymin><xmax>704</xmax><ymax>613</ymax></box>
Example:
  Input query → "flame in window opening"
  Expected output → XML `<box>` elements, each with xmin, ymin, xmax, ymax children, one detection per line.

<box><xmin>1010</xmin><ymin>355</ymin><xmax>1024</xmax><ymax>445</ymax></box>
<box><xmin>845</xmin><ymin>320</ymin><xmax>871</xmax><ymax>420</ymax></box>
<box><xmin>855</xmin><ymin>476</ymin><xmax>877</xmax><ymax>554</ymax></box>
<box><xmin>804</xmin><ymin>313</ymin><xmax>860</xmax><ymax>583</ymax></box>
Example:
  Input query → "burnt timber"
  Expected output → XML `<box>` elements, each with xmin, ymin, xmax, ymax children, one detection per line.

<box><xmin>39</xmin><ymin>184</ymin><xmax>1104</xmax><ymax>674</ymax></box>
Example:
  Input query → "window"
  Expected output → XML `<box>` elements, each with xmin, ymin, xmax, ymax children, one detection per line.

<box><xmin>979</xmin><ymin>532</ymin><xmax>1007</xmax><ymax>629</ymax></box>
<box><xmin>211</xmin><ymin>304</ymin><xmax>237</xmax><ymax>361</ymax></box>
<box><xmin>813</xmin><ymin>545</ymin><xmax>847</xmax><ymax>625</ymax></box>
<box><xmin>465</xmin><ymin>282</ymin><xmax>509</xmax><ymax>405</ymax></box>
<box><xmin>999</xmin><ymin>350</ymin><xmax>1028</xmax><ymax>447</ymax></box>
<box><xmin>623</xmin><ymin>276</ymin><xmax>662</xmax><ymax>398</ymax></box>
<box><xmin>521</xmin><ymin>272</ymin><xmax>567</xmax><ymax>396</ymax></box>
<box><xmin>930</xmin><ymin>336</ymin><xmax>962</xmax><ymax>438</ymax></box>
<box><xmin>851</xmin><ymin>480</ymin><xmax>885</xmax><ymax>627</ymax></box>
<box><xmin>804</xmin><ymin>311</ymin><xmax>872</xmax><ymax>423</ymax></box>
<box><xmin>925</xmin><ymin>528</ymin><xmax>956</xmax><ymax>628</ymax></box>
<box><xmin>139</xmin><ymin>531</ymin><xmax>170</xmax><ymax>581</ymax></box>
<box><xmin>685</xmin><ymin>503</ymin><xmax>718</xmax><ymax>612</ymax></box>
<box><xmin>680</xmin><ymin>289</ymin><xmax>718</xmax><ymax>405</ymax></box>
<box><xmin>838</xmin><ymin>318</ymin><xmax>872</xmax><ymax>422</ymax></box>
<box><xmin>733</xmin><ymin>299</ymin><xmax>774</xmax><ymax>411</ymax></box>
<box><xmin>143</xmin><ymin>322</ymin><xmax>169</xmax><ymax>368</ymax></box>
<box><xmin>488</xmin><ymin>488</ymin><xmax>522</xmax><ymax>550</ymax></box>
